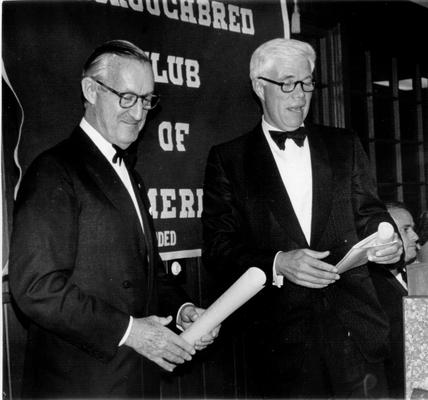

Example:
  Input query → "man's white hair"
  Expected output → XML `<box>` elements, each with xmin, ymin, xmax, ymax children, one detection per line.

<box><xmin>249</xmin><ymin>38</ymin><xmax>316</xmax><ymax>81</ymax></box>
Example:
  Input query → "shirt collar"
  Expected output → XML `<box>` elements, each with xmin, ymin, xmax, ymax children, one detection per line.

<box><xmin>80</xmin><ymin>118</ymin><xmax>116</xmax><ymax>166</ymax></box>
<box><xmin>261</xmin><ymin>116</ymin><xmax>305</xmax><ymax>133</ymax></box>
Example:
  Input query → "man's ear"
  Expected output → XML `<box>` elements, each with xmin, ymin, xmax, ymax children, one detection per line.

<box><xmin>81</xmin><ymin>77</ymin><xmax>97</xmax><ymax>105</ymax></box>
<box><xmin>252</xmin><ymin>78</ymin><xmax>265</xmax><ymax>102</ymax></box>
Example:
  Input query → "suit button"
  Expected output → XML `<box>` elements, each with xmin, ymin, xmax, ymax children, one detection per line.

<box><xmin>122</xmin><ymin>280</ymin><xmax>132</xmax><ymax>289</ymax></box>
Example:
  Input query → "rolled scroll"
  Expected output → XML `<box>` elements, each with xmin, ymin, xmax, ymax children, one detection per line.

<box><xmin>180</xmin><ymin>267</ymin><xmax>266</xmax><ymax>345</ymax></box>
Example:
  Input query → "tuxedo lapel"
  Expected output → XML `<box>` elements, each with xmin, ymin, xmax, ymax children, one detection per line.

<box><xmin>387</xmin><ymin>271</ymin><xmax>408</xmax><ymax>296</ymax></box>
<box><xmin>246</xmin><ymin>125</ymin><xmax>307</xmax><ymax>246</ymax></box>
<box><xmin>71</xmin><ymin>128</ymin><xmax>146</xmax><ymax>249</ymax></box>
<box><xmin>127</xmin><ymin>170</ymin><xmax>156</xmax><ymax>259</ymax></box>
<box><xmin>126</xmin><ymin>170</ymin><xmax>156</xmax><ymax>310</ymax></box>
<box><xmin>307</xmin><ymin>124</ymin><xmax>333</xmax><ymax>248</ymax></box>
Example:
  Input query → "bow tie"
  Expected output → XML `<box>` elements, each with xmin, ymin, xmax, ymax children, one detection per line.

<box><xmin>269</xmin><ymin>127</ymin><xmax>307</xmax><ymax>149</ymax></box>
<box><xmin>112</xmin><ymin>144</ymin><xmax>137</xmax><ymax>169</ymax></box>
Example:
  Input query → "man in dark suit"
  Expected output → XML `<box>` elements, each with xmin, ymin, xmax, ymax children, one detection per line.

<box><xmin>370</xmin><ymin>201</ymin><xmax>419</xmax><ymax>399</ymax></box>
<box><xmin>202</xmin><ymin>38</ymin><xmax>403</xmax><ymax>398</ymax></box>
<box><xmin>9</xmin><ymin>40</ymin><xmax>218</xmax><ymax>399</ymax></box>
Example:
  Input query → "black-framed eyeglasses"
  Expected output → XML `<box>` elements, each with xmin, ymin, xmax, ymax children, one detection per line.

<box><xmin>90</xmin><ymin>77</ymin><xmax>160</xmax><ymax>110</ymax></box>
<box><xmin>258</xmin><ymin>76</ymin><xmax>316</xmax><ymax>93</ymax></box>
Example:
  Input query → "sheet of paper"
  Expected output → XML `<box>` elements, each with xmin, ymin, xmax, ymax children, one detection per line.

<box><xmin>336</xmin><ymin>231</ymin><xmax>397</xmax><ymax>273</ymax></box>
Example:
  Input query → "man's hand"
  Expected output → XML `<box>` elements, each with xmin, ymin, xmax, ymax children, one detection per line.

<box><xmin>178</xmin><ymin>305</ymin><xmax>220</xmax><ymax>350</ymax></box>
<box><xmin>367</xmin><ymin>233</ymin><xmax>403</xmax><ymax>264</ymax></box>
<box><xmin>275</xmin><ymin>249</ymin><xmax>339</xmax><ymax>288</ymax></box>
<box><xmin>124</xmin><ymin>315</ymin><xmax>195</xmax><ymax>372</ymax></box>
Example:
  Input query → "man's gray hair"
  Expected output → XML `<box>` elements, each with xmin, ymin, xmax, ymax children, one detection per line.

<box><xmin>249</xmin><ymin>38</ymin><xmax>316</xmax><ymax>81</ymax></box>
<box><xmin>82</xmin><ymin>39</ymin><xmax>150</xmax><ymax>80</ymax></box>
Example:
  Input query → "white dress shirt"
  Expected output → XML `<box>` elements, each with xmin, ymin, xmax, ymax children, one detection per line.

<box><xmin>261</xmin><ymin>117</ymin><xmax>313</xmax><ymax>287</ymax></box>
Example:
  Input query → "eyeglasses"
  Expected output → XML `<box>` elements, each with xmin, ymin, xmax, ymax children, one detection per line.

<box><xmin>90</xmin><ymin>78</ymin><xmax>160</xmax><ymax>110</ymax></box>
<box><xmin>258</xmin><ymin>76</ymin><xmax>316</xmax><ymax>93</ymax></box>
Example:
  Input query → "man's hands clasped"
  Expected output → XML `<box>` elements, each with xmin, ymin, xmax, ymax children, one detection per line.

<box><xmin>125</xmin><ymin>315</ymin><xmax>195</xmax><ymax>372</ymax></box>
<box><xmin>125</xmin><ymin>305</ymin><xmax>220</xmax><ymax>372</ymax></box>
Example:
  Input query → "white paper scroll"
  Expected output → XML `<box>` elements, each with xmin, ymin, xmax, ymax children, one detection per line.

<box><xmin>180</xmin><ymin>267</ymin><xmax>266</xmax><ymax>345</ymax></box>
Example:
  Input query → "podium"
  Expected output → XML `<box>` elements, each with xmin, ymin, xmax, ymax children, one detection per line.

<box><xmin>404</xmin><ymin>263</ymin><xmax>428</xmax><ymax>399</ymax></box>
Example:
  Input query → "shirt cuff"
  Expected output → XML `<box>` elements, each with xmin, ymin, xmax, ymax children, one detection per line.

<box><xmin>118</xmin><ymin>316</ymin><xmax>133</xmax><ymax>346</ymax></box>
<box><xmin>176</xmin><ymin>302</ymin><xmax>195</xmax><ymax>331</ymax></box>
<box><xmin>272</xmin><ymin>251</ymin><xmax>284</xmax><ymax>287</ymax></box>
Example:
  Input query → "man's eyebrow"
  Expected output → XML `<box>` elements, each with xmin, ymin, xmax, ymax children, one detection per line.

<box><xmin>278</xmin><ymin>74</ymin><xmax>294</xmax><ymax>80</ymax></box>
<box><xmin>278</xmin><ymin>74</ymin><xmax>313</xmax><ymax>81</ymax></box>
<box><xmin>121</xmin><ymin>88</ymin><xmax>155</xmax><ymax>96</ymax></box>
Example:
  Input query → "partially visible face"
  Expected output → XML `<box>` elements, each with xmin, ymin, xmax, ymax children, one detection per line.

<box><xmin>257</xmin><ymin>56</ymin><xmax>313</xmax><ymax>132</ymax></box>
<box><xmin>389</xmin><ymin>208</ymin><xmax>420</xmax><ymax>263</ymax></box>
<box><xmin>92</xmin><ymin>56</ymin><xmax>154</xmax><ymax>149</ymax></box>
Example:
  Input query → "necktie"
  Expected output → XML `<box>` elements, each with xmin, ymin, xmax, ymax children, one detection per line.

<box><xmin>269</xmin><ymin>127</ymin><xmax>307</xmax><ymax>149</ymax></box>
<box><xmin>112</xmin><ymin>144</ymin><xmax>137</xmax><ymax>169</ymax></box>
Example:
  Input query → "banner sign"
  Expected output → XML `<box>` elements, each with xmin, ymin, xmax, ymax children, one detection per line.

<box><xmin>3</xmin><ymin>0</ymin><xmax>286</xmax><ymax>260</ymax></box>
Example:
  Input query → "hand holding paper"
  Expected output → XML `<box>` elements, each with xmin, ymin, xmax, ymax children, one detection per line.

<box><xmin>367</xmin><ymin>232</ymin><xmax>402</xmax><ymax>265</ymax></box>
<box><xmin>180</xmin><ymin>267</ymin><xmax>266</xmax><ymax>345</ymax></box>
<box><xmin>336</xmin><ymin>222</ymin><xmax>402</xmax><ymax>273</ymax></box>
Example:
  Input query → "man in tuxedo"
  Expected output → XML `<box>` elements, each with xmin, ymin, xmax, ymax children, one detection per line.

<box><xmin>9</xmin><ymin>40</ymin><xmax>218</xmax><ymax>399</ymax></box>
<box><xmin>202</xmin><ymin>38</ymin><xmax>403</xmax><ymax>398</ymax></box>
<box><xmin>370</xmin><ymin>201</ymin><xmax>419</xmax><ymax>398</ymax></box>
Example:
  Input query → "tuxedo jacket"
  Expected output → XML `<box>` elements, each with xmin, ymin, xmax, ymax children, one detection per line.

<box><xmin>9</xmin><ymin>127</ymin><xmax>188</xmax><ymax>398</ymax></box>
<box><xmin>369</xmin><ymin>264</ymin><xmax>407</xmax><ymax>398</ymax></box>
<box><xmin>202</xmin><ymin>123</ymin><xmax>394</xmax><ymax>362</ymax></box>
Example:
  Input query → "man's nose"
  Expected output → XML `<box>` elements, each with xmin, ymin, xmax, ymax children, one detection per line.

<box><xmin>128</xmin><ymin>98</ymin><xmax>146</xmax><ymax>120</ymax></box>
<box><xmin>292</xmin><ymin>83</ymin><xmax>305</xmax><ymax>97</ymax></box>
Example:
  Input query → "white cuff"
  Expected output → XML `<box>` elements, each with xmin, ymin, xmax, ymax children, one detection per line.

<box><xmin>118</xmin><ymin>316</ymin><xmax>133</xmax><ymax>346</ymax></box>
<box><xmin>272</xmin><ymin>251</ymin><xmax>284</xmax><ymax>287</ymax></box>
<box><xmin>176</xmin><ymin>302</ymin><xmax>195</xmax><ymax>331</ymax></box>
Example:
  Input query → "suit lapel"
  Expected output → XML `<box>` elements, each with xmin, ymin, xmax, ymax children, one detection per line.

<box><xmin>128</xmin><ymin>170</ymin><xmax>156</xmax><ymax>260</ymax></box>
<box><xmin>307</xmin><ymin>124</ymin><xmax>333</xmax><ymax>248</ymax></box>
<box><xmin>71</xmin><ymin>128</ymin><xmax>147</xmax><ymax>248</ymax></box>
<box><xmin>127</xmin><ymin>171</ymin><xmax>156</xmax><ymax>309</ymax></box>
<box><xmin>246</xmin><ymin>125</ymin><xmax>307</xmax><ymax>246</ymax></box>
<box><xmin>388</xmin><ymin>271</ymin><xmax>408</xmax><ymax>296</ymax></box>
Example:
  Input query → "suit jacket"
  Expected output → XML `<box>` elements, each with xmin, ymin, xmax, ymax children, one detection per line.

<box><xmin>369</xmin><ymin>265</ymin><xmax>407</xmax><ymax>398</ymax></box>
<box><xmin>202</xmin><ymin>123</ymin><xmax>393</xmax><ymax>362</ymax></box>
<box><xmin>9</xmin><ymin>127</ymin><xmax>188</xmax><ymax>398</ymax></box>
